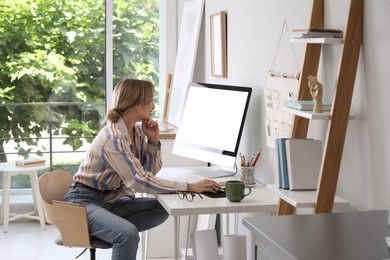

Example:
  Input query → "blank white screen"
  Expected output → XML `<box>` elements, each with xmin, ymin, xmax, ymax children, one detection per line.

<box><xmin>177</xmin><ymin>87</ymin><xmax>247</xmax><ymax>151</ymax></box>
<box><xmin>173</xmin><ymin>82</ymin><xmax>251</xmax><ymax>168</ymax></box>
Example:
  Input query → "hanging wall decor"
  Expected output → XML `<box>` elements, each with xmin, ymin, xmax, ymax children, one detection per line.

<box><xmin>265</xmin><ymin>21</ymin><xmax>300</xmax><ymax>148</ymax></box>
<box><xmin>264</xmin><ymin>72</ymin><xmax>299</xmax><ymax>149</ymax></box>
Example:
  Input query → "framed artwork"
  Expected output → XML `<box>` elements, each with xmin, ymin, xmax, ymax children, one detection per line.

<box><xmin>210</xmin><ymin>11</ymin><xmax>227</xmax><ymax>77</ymax></box>
<box><xmin>167</xmin><ymin>0</ymin><xmax>205</xmax><ymax>127</ymax></box>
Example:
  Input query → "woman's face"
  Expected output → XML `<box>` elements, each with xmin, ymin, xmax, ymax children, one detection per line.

<box><xmin>139</xmin><ymin>100</ymin><xmax>155</xmax><ymax>120</ymax></box>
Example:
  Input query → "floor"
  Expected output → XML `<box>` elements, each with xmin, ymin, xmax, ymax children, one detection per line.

<box><xmin>0</xmin><ymin>220</ymin><xmax>173</xmax><ymax>260</ymax></box>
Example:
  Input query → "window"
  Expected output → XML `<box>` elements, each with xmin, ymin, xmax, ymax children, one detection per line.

<box><xmin>111</xmin><ymin>0</ymin><xmax>160</xmax><ymax>118</ymax></box>
<box><xmin>0</xmin><ymin>0</ymin><xmax>160</xmax><ymax>188</ymax></box>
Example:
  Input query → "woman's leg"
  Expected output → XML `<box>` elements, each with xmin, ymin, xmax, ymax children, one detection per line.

<box><xmin>110</xmin><ymin>196</ymin><xmax>169</xmax><ymax>231</ymax></box>
<box><xmin>87</xmin><ymin>204</ymin><xmax>140</xmax><ymax>260</ymax></box>
<box><xmin>64</xmin><ymin>186</ymin><xmax>140</xmax><ymax>260</ymax></box>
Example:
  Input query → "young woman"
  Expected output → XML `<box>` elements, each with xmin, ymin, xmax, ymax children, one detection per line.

<box><xmin>64</xmin><ymin>78</ymin><xmax>221</xmax><ymax>260</ymax></box>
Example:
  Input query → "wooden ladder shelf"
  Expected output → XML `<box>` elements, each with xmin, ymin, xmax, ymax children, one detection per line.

<box><xmin>277</xmin><ymin>0</ymin><xmax>363</xmax><ymax>215</ymax></box>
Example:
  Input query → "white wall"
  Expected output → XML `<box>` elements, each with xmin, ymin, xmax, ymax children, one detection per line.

<box><xmin>152</xmin><ymin>1</ymin><xmax>390</xmax><ymax>257</ymax></box>
<box><xmin>186</xmin><ymin>0</ymin><xmax>390</xmax><ymax>211</ymax></box>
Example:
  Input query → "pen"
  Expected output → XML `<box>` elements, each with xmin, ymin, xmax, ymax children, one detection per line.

<box><xmin>239</xmin><ymin>153</ymin><xmax>245</xmax><ymax>166</ymax></box>
<box><xmin>250</xmin><ymin>149</ymin><xmax>262</xmax><ymax>167</ymax></box>
<box><xmin>249</xmin><ymin>154</ymin><xmax>255</xmax><ymax>166</ymax></box>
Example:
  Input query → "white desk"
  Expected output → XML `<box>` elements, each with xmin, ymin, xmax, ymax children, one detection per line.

<box><xmin>243</xmin><ymin>210</ymin><xmax>390</xmax><ymax>260</ymax></box>
<box><xmin>156</xmin><ymin>167</ymin><xmax>279</xmax><ymax>260</ymax></box>
<box><xmin>0</xmin><ymin>162</ymin><xmax>49</xmax><ymax>232</ymax></box>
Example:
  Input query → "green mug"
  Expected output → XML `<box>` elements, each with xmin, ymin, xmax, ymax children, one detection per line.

<box><xmin>225</xmin><ymin>180</ymin><xmax>252</xmax><ymax>202</ymax></box>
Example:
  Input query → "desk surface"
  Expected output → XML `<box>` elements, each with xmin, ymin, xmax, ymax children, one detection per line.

<box><xmin>243</xmin><ymin>210</ymin><xmax>390</xmax><ymax>260</ymax></box>
<box><xmin>156</xmin><ymin>167</ymin><xmax>279</xmax><ymax>216</ymax></box>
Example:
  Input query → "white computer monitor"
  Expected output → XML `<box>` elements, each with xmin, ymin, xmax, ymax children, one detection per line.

<box><xmin>172</xmin><ymin>82</ymin><xmax>252</xmax><ymax>178</ymax></box>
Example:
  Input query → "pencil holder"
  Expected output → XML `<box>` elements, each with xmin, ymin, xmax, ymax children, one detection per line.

<box><xmin>240</xmin><ymin>167</ymin><xmax>256</xmax><ymax>186</ymax></box>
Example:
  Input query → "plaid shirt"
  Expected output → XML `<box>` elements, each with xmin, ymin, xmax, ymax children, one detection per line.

<box><xmin>73</xmin><ymin>117</ymin><xmax>187</xmax><ymax>202</ymax></box>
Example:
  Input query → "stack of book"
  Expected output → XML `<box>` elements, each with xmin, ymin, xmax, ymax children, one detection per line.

<box><xmin>276</xmin><ymin>138</ymin><xmax>322</xmax><ymax>190</ymax></box>
<box><xmin>290</xmin><ymin>28</ymin><xmax>343</xmax><ymax>39</ymax></box>
<box><xmin>15</xmin><ymin>158</ymin><xmax>46</xmax><ymax>167</ymax></box>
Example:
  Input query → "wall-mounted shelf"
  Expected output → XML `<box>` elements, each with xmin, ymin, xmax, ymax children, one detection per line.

<box><xmin>281</xmin><ymin>106</ymin><xmax>355</xmax><ymax>120</ymax></box>
<box><xmin>290</xmin><ymin>37</ymin><xmax>343</xmax><ymax>44</ymax></box>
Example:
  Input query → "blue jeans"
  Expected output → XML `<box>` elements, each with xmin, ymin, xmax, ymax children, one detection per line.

<box><xmin>64</xmin><ymin>185</ymin><xmax>169</xmax><ymax>260</ymax></box>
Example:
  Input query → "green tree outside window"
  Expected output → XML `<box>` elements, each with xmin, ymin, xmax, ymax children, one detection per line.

<box><xmin>0</xmin><ymin>0</ymin><xmax>159</xmax><ymax>187</ymax></box>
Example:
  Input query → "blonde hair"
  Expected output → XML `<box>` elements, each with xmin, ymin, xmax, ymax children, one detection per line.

<box><xmin>107</xmin><ymin>79</ymin><xmax>155</xmax><ymax>123</ymax></box>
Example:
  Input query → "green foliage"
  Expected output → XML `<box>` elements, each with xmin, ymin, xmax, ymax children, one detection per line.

<box><xmin>0</xmin><ymin>0</ymin><xmax>160</xmax><ymax>159</ymax></box>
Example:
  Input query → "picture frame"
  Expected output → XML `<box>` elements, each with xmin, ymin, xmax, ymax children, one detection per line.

<box><xmin>210</xmin><ymin>11</ymin><xmax>227</xmax><ymax>78</ymax></box>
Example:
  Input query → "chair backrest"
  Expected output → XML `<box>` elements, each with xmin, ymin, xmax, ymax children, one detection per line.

<box><xmin>39</xmin><ymin>170</ymin><xmax>73</xmax><ymax>203</ymax></box>
<box><xmin>38</xmin><ymin>170</ymin><xmax>92</xmax><ymax>248</ymax></box>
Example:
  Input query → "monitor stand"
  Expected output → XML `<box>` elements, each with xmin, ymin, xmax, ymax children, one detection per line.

<box><xmin>189</xmin><ymin>166</ymin><xmax>237</xmax><ymax>179</ymax></box>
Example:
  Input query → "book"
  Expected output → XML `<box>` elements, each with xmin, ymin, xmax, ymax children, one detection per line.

<box><xmin>275</xmin><ymin>139</ymin><xmax>282</xmax><ymax>188</ymax></box>
<box><xmin>290</xmin><ymin>28</ymin><xmax>343</xmax><ymax>39</ymax></box>
<box><xmin>276</xmin><ymin>138</ymin><xmax>289</xmax><ymax>189</ymax></box>
<box><xmin>285</xmin><ymin>139</ymin><xmax>322</xmax><ymax>190</ymax></box>
<box><xmin>285</xmin><ymin>100</ymin><xmax>332</xmax><ymax>111</ymax></box>
<box><xmin>15</xmin><ymin>158</ymin><xmax>46</xmax><ymax>167</ymax></box>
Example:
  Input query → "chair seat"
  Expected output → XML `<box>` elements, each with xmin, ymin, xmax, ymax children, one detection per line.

<box><xmin>55</xmin><ymin>234</ymin><xmax>112</xmax><ymax>249</ymax></box>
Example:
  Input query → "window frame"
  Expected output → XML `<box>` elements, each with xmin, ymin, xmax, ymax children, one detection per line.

<box><xmin>4</xmin><ymin>0</ymin><xmax>177</xmax><ymax>196</ymax></box>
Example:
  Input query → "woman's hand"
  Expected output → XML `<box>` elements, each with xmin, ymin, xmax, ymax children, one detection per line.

<box><xmin>187</xmin><ymin>179</ymin><xmax>222</xmax><ymax>193</ymax></box>
<box><xmin>142</xmin><ymin>119</ymin><xmax>159</xmax><ymax>145</ymax></box>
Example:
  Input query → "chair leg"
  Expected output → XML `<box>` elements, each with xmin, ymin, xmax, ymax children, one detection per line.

<box><xmin>90</xmin><ymin>248</ymin><xmax>96</xmax><ymax>260</ymax></box>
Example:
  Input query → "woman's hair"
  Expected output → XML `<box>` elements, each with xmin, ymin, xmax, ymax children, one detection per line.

<box><xmin>106</xmin><ymin>79</ymin><xmax>155</xmax><ymax>123</ymax></box>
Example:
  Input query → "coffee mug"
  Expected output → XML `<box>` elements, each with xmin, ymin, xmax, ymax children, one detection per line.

<box><xmin>225</xmin><ymin>180</ymin><xmax>252</xmax><ymax>202</ymax></box>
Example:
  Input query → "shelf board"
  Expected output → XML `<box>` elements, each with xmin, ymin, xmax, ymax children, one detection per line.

<box><xmin>281</xmin><ymin>106</ymin><xmax>355</xmax><ymax>120</ymax></box>
<box><xmin>266</xmin><ymin>184</ymin><xmax>349</xmax><ymax>209</ymax></box>
<box><xmin>290</xmin><ymin>37</ymin><xmax>343</xmax><ymax>44</ymax></box>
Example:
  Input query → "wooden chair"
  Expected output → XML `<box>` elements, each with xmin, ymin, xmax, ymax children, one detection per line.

<box><xmin>38</xmin><ymin>170</ymin><xmax>112</xmax><ymax>260</ymax></box>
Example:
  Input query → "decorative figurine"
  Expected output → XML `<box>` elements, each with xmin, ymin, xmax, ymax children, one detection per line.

<box><xmin>307</xmin><ymin>75</ymin><xmax>323</xmax><ymax>113</ymax></box>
